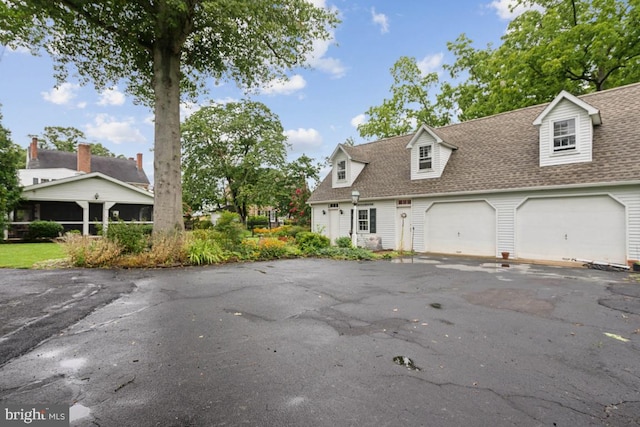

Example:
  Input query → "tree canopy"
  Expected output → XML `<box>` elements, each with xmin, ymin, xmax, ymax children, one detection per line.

<box><xmin>358</xmin><ymin>0</ymin><xmax>640</xmax><ymax>139</ymax></box>
<box><xmin>0</xmin><ymin>111</ymin><xmax>24</xmax><ymax>233</ymax></box>
<box><xmin>181</xmin><ymin>100</ymin><xmax>289</xmax><ymax>222</ymax></box>
<box><xmin>446</xmin><ymin>0</ymin><xmax>640</xmax><ymax>121</ymax></box>
<box><xmin>37</xmin><ymin>126</ymin><xmax>117</xmax><ymax>157</ymax></box>
<box><xmin>270</xmin><ymin>154</ymin><xmax>321</xmax><ymax>225</ymax></box>
<box><xmin>1</xmin><ymin>0</ymin><xmax>339</xmax><ymax>234</ymax></box>
<box><xmin>357</xmin><ymin>57</ymin><xmax>451</xmax><ymax>140</ymax></box>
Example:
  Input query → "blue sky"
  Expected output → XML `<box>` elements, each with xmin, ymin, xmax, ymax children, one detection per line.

<box><xmin>0</xmin><ymin>0</ymin><xmax>526</xmax><ymax>182</ymax></box>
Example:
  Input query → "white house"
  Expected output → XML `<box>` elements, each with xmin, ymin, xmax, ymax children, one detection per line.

<box><xmin>308</xmin><ymin>83</ymin><xmax>640</xmax><ymax>266</ymax></box>
<box><xmin>7</xmin><ymin>140</ymin><xmax>153</xmax><ymax>239</ymax></box>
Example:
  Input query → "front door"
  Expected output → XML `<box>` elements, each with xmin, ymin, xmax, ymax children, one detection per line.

<box><xmin>329</xmin><ymin>207</ymin><xmax>340</xmax><ymax>245</ymax></box>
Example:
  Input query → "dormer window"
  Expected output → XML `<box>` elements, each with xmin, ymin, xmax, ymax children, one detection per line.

<box><xmin>419</xmin><ymin>145</ymin><xmax>432</xmax><ymax>170</ymax></box>
<box><xmin>337</xmin><ymin>160</ymin><xmax>346</xmax><ymax>181</ymax></box>
<box><xmin>553</xmin><ymin>118</ymin><xmax>576</xmax><ymax>152</ymax></box>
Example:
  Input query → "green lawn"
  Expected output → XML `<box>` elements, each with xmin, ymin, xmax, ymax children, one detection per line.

<box><xmin>0</xmin><ymin>242</ymin><xmax>67</xmax><ymax>268</ymax></box>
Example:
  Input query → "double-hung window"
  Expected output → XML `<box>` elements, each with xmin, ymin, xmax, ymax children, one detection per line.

<box><xmin>358</xmin><ymin>209</ymin><xmax>369</xmax><ymax>232</ymax></box>
<box><xmin>553</xmin><ymin>119</ymin><xmax>576</xmax><ymax>152</ymax></box>
<box><xmin>337</xmin><ymin>160</ymin><xmax>346</xmax><ymax>181</ymax></box>
<box><xmin>419</xmin><ymin>145</ymin><xmax>432</xmax><ymax>170</ymax></box>
<box><xmin>353</xmin><ymin>208</ymin><xmax>376</xmax><ymax>233</ymax></box>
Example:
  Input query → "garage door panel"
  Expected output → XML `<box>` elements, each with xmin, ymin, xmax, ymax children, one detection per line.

<box><xmin>426</xmin><ymin>201</ymin><xmax>496</xmax><ymax>256</ymax></box>
<box><xmin>516</xmin><ymin>196</ymin><xmax>625</xmax><ymax>263</ymax></box>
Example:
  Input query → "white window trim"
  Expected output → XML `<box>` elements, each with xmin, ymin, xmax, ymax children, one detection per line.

<box><xmin>336</xmin><ymin>160</ymin><xmax>347</xmax><ymax>181</ymax></box>
<box><xmin>418</xmin><ymin>144</ymin><xmax>433</xmax><ymax>172</ymax></box>
<box><xmin>358</xmin><ymin>208</ymin><xmax>369</xmax><ymax>232</ymax></box>
<box><xmin>551</xmin><ymin>116</ymin><xmax>579</xmax><ymax>155</ymax></box>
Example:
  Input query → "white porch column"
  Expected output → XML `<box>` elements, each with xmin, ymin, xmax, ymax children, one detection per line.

<box><xmin>102</xmin><ymin>202</ymin><xmax>116</xmax><ymax>234</ymax></box>
<box><xmin>3</xmin><ymin>211</ymin><xmax>13</xmax><ymax>240</ymax></box>
<box><xmin>76</xmin><ymin>201</ymin><xmax>89</xmax><ymax>235</ymax></box>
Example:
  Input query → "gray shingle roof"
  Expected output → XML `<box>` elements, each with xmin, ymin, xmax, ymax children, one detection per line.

<box><xmin>309</xmin><ymin>82</ymin><xmax>640</xmax><ymax>203</ymax></box>
<box><xmin>28</xmin><ymin>150</ymin><xmax>150</xmax><ymax>185</ymax></box>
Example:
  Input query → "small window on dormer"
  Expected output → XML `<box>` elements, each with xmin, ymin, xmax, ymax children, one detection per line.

<box><xmin>419</xmin><ymin>145</ymin><xmax>432</xmax><ymax>170</ymax></box>
<box><xmin>337</xmin><ymin>160</ymin><xmax>346</xmax><ymax>181</ymax></box>
<box><xmin>553</xmin><ymin>119</ymin><xmax>576</xmax><ymax>152</ymax></box>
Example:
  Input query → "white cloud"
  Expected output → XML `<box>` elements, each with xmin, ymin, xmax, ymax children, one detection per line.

<box><xmin>85</xmin><ymin>114</ymin><xmax>146</xmax><ymax>144</ymax></box>
<box><xmin>305</xmin><ymin>32</ymin><xmax>347</xmax><ymax>79</ymax></box>
<box><xmin>371</xmin><ymin>8</ymin><xmax>389</xmax><ymax>34</ymax></box>
<box><xmin>488</xmin><ymin>0</ymin><xmax>542</xmax><ymax>20</ymax></box>
<box><xmin>179</xmin><ymin>101</ymin><xmax>201</xmax><ymax>120</ymax></box>
<box><xmin>179</xmin><ymin>97</ymin><xmax>238</xmax><ymax>120</ymax></box>
<box><xmin>41</xmin><ymin>82</ymin><xmax>81</xmax><ymax>106</ymax></box>
<box><xmin>4</xmin><ymin>45</ymin><xmax>31</xmax><ymax>54</ymax></box>
<box><xmin>284</xmin><ymin>128</ymin><xmax>323</xmax><ymax>153</ymax></box>
<box><xmin>301</xmin><ymin>2</ymin><xmax>347</xmax><ymax>79</ymax></box>
<box><xmin>260</xmin><ymin>75</ymin><xmax>307</xmax><ymax>96</ymax></box>
<box><xmin>350</xmin><ymin>114</ymin><xmax>366</xmax><ymax>129</ymax></box>
<box><xmin>417</xmin><ymin>53</ymin><xmax>444</xmax><ymax>75</ymax></box>
<box><xmin>97</xmin><ymin>86</ymin><xmax>126</xmax><ymax>106</ymax></box>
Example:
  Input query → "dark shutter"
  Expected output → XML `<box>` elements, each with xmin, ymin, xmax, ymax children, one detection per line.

<box><xmin>369</xmin><ymin>208</ymin><xmax>376</xmax><ymax>233</ymax></box>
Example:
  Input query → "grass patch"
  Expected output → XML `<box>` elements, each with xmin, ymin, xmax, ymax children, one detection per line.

<box><xmin>0</xmin><ymin>242</ymin><xmax>67</xmax><ymax>268</ymax></box>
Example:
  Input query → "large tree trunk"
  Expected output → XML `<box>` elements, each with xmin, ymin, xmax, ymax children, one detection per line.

<box><xmin>152</xmin><ymin>45</ymin><xmax>184</xmax><ymax>234</ymax></box>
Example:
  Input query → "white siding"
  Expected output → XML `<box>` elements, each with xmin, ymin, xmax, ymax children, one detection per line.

<box><xmin>332</xmin><ymin>153</ymin><xmax>350</xmax><ymax>188</ymax></box>
<box><xmin>491</xmin><ymin>196</ymin><xmax>520</xmax><ymax>257</ymax></box>
<box><xmin>331</xmin><ymin>153</ymin><xmax>366</xmax><ymax>189</ymax></box>
<box><xmin>350</xmin><ymin>161</ymin><xmax>366</xmax><ymax>183</ymax></box>
<box><xmin>409</xmin><ymin>134</ymin><xmax>454</xmax><ymax>181</ymax></box>
<box><xmin>19</xmin><ymin>168</ymin><xmax>81</xmax><ymax>187</ymax></box>
<box><xmin>369</xmin><ymin>200</ymin><xmax>395</xmax><ymax>249</ymax></box>
<box><xmin>539</xmin><ymin>99</ymin><xmax>593</xmax><ymax>167</ymax></box>
<box><xmin>312</xmin><ymin>185</ymin><xmax>640</xmax><ymax>263</ymax></box>
<box><xmin>22</xmin><ymin>176</ymin><xmax>153</xmax><ymax>204</ymax></box>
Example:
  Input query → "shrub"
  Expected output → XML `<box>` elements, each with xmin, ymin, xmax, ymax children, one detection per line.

<box><xmin>104</xmin><ymin>221</ymin><xmax>149</xmax><ymax>254</ymax></box>
<box><xmin>241</xmin><ymin>237</ymin><xmax>299</xmax><ymax>260</ymax></box>
<box><xmin>193</xmin><ymin>219</ymin><xmax>213</xmax><ymax>230</ymax></box>
<box><xmin>295</xmin><ymin>231</ymin><xmax>330</xmax><ymax>253</ymax></box>
<box><xmin>62</xmin><ymin>234</ymin><xmax>122</xmax><ymax>267</ymax></box>
<box><xmin>335</xmin><ymin>236</ymin><xmax>352</xmax><ymax>248</ymax></box>
<box><xmin>253</xmin><ymin>227</ymin><xmax>271</xmax><ymax>235</ymax></box>
<box><xmin>214</xmin><ymin>211</ymin><xmax>247</xmax><ymax>249</ymax></box>
<box><xmin>187</xmin><ymin>238</ymin><xmax>225</xmax><ymax>265</ymax></box>
<box><xmin>142</xmin><ymin>232</ymin><xmax>187</xmax><ymax>266</ymax></box>
<box><xmin>314</xmin><ymin>246</ymin><xmax>375</xmax><ymax>260</ymax></box>
<box><xmin>27</xmin><ymin>220</ymin><xmax>64</xmax><ymax>240</ymax></box>
<box><xmin>287</xmin><ymin>225</ymin><xmax>309</xmax><ymax>238</ymax></box>
<box><xmin>247</xmin><ymin>215</ymin><xmax>269</xmax><ymax>231</ymax></box>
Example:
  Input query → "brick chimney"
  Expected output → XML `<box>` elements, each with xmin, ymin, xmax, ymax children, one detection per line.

<box><xmin>77</xmin><ymin>143</ymin><xmax>91</xmax><ymax>173</ymax></box>
<box><xmin>136</xmin><ymin>153</ymin><xmax>143</xmax><ymax>171</ymax></box>
<box><xmin>30</xmin><ymin>137</ymin><xmax>38</xmax><ymax>161</ymax></box>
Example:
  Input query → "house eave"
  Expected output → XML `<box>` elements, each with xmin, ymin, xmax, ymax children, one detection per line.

<box><xmin>533</xmin><ymin>90</ymin><xmax>602</xmax><ymax>126</ymax></box>
<box><xmin>308</xmin><ymin>180</ymin><xmax>640</xmax><ymax>205</ymax></box>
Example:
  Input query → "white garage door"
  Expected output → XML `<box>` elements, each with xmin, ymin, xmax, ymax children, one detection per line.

<box><xmin>516</xmin><ymin>196</ymin><xmax>626</xmax><ymax>263</ymax></box>
<box><xmin>426</xmin><ymin>201</ymin><xmax>496</xmax><ymax>256</ymax></box>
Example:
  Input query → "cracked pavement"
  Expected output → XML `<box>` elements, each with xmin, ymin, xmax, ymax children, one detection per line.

<box><xmin>0</xmin><ymin>257</ymin><xmax>639</xmax><ymax>426</ymax></box>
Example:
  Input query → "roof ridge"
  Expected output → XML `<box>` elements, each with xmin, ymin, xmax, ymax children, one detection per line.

<box><xmin>354</xmin><ymin>132</ymin><xmax>414</xmax><ymax>148</ymax></box>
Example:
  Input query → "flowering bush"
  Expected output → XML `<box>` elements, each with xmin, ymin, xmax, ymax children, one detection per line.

<box><xmin>241</xmin><ymin>237</ymin><xmax>298</xmax><ymax>260</ymax></box>
<box><xmin>288</xmin><ymin>187</ymin><xmax>311</xmax><ymax>226</ymax></box>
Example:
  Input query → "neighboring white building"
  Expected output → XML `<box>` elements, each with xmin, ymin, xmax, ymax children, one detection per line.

<box><xmin>7</xmin><ymin>140</ymin><xmax>153</xmax><ymax>239</ymax></box>
<box><xmin>308</xmin><ymin>83</ymin><xmax>640</xmax><ymax>266</ymax></box>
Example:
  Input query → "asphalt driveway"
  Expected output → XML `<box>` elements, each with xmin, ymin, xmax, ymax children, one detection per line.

<box><xmin>0</xmin><ymin>257</ymin><xmax>639</xmax><ymax>426</ymax></box>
